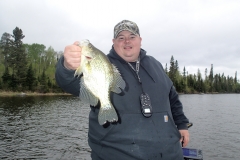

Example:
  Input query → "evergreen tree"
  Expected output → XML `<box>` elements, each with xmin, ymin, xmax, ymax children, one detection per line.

<box><xmin>221</xmin><ymin>73</ymin><xmax>226</xmax><ymax>91</ymax></box>
<box><xmin>227</xmin><ymin>76</ymin><xmax>234</xmax><ymax>92</ymax></box>
<box><xmin>234</xmin><ymin>71</ymin><xmax>237</xmax><ymax>84</ymax></box>
<box><xmin>25</xmin><ymin>64</ymin><xmax>36</xmax><ymax>91</ymax></box>
<box><xmin>213</xmin><ymin>74</ymin><xmax>220</xmax><ymax>92</ymax></box>
<box><xmin>183</xmin><ymin>66</ymin><xmax>186</xmax><ymax>80</ymax></box>
<box><xmin>187</xmin><ymin>74</ymin><xmax>195</xmax><ymax>93</ymax></box>
<box><xmin>1</xmin><ymin>67</ymin><xmax>11</xmax><ymax>89</ymax></box>
<box><xmin>209</xmin><ymin>64</ymin><xmax>214</xmax><ymax>92</ymax></box>
<box><xmin>38</xmin><ymin>71</ymin><xmax>48</xmax><ymax>93</ymax></box>
<box><xmin>169</xmin><ymin>56</ymin><xmax>176</xmax><ymax>83</ymax></box>
<box><xmin>174</xmin><ymin>60</ymin><xmax>181</xmax><ymax>91</ymax></box>
<box><xmin>0</xmin><ymin>32</ymin><xmax>12</xmax><ymax>68</ymax></box>
<box><xmin>204</xmin><ymin>68</ymin><xmax>210</xmax><ymax>92</ymax></box>
<box><xmin>0</xmin><ymin>79</ymin><xmax>2</xmax><ymax>89</ymax></box>
<box><xmin>174</xmin><ymin>60</ymin><xmax>179</xmax><ymax>71</ymax></box>
<box><xmin>164</xmin><ymin>63</ymin><xmax>168</xmax><ymax>74</ymax></box>
<box><xmin>7</xmin><ymin>27</ymin><xmax>27</xmax><ymax>90</ymax></box>
<box><xmin>204</xmin><ymin>68</ymin><xmax>208</xmax><ymax>80</ymax></box>
<box><xmin>9</xmin><ymin>74</ymin><xmax>17</xmax><ymax>91</ymax></box>
<box><xmin>47</xmin><ymin>77</ymin><xmax>52</xmax><ymax>88</ymax></box>
<box><xmin>196</xmin><ymin>69</ymin><xmax>203</xmax><ymax>92</ymax></box>
<box><xmin>181</xmin><ymin>66</ymin><xmax>187</xmax><ymax>92</ymax></box>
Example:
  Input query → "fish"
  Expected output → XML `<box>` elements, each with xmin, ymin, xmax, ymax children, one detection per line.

<box><xmin>74</xmin><ymin>39</ymin><xmax>126</xmax><ymax>125</ymax></box>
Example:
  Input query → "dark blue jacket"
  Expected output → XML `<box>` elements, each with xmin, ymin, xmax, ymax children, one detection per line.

<box><xmin>55</xmin><ymin>47</ymin><xmax>189</xmax><ymax>160</ymax></box>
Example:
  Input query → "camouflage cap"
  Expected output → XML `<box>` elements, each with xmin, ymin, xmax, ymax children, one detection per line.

<box><xmin>114</xmin><ymin>20</ymin><xmax>140</xmax><ymax>38</ymax></box>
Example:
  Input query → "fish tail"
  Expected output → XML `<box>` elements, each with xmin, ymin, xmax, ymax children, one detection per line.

<box><xmin>98</xmin><ymin>103</ymin><xmax>118</xmax><ymax>125</ymax></box>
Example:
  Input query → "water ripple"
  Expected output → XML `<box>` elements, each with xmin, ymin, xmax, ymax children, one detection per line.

<box><xmin>0</xmin><ymin>96</ymin><xmax>91</xmax><ymax>160</ymax></box>
<box><xmin>1</xmin><ymin>94</ymin><xmax>240</xmax><ymax>159</ymax></box>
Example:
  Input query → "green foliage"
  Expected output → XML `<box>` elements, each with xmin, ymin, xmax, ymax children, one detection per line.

<box><xmin>0</xmin><ymin>27</ymin><xmax>239</xmax><ymax>94</ymax></box>
<box><xmin>0</xmin><ymin>27</ymin><xmax>28</xmax><ymax>91</ymax></box>
<box><xmin>1</xmin><ymin>67</ymin><xmax>11</xmax><ymax>89</ymax></box>
<box><xmin>164</xmin><ymin>63</ymin><xmax>168</xmax><ymax>75</ymax></box>
<box><xmin>37</xmin><ymin>71</ymin><xmax>48</xmax><ymax>93</ymax></box>
<box><xmin>0</xmin><ymin>27</ymin><xmax>62</xmax><ymax>93</ymax></box>
<box><xmin>24</xmin><ymin>43</ymin><xmax>46</xmax><ymax>74</ymax></box>
<box><xmin>25</xmin><ymin>64</ymin><xmax>36</xmax><ymax>91</ymax></box>
<box><xmin>0</xmin><ymin>32</ymin><xmax>12</xmax><ymax>68</ymax></box>
<box><xmin>9</xmin><ymin>74</ymin><xmax>17</xmax><ymax>91</ymax></box>
<box><xmin>168</xmin><ymin>56</ymin><xmax>175</xmax><ymax>83</ymax></box>
<box><xmin>0</xmin><ymin>79</ymin><xmax>2</xmax><ymax>89</ymax></box>
<box><xmin>166</xmin><ymin>56</ymin><xmax>240</xmax><ymax>93</ymax></box>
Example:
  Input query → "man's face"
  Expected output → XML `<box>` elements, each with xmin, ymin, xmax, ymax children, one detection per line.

<box><xmin>112</xmin><ymin>30</ymin><xmax>142</xmax><ymax>62</ymax></box>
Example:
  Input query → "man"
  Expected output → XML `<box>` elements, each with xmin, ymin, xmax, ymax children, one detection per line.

<box><xmin>55</xmin><ymin>20</ymin><xmax>189</xmax><ymax>160</ymax></box>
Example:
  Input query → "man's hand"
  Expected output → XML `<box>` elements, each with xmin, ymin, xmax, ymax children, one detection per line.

<box><xmin>179</xmin><ymin>130</ymin><xmax>189</xmax><ymax>147</ymax></box>
<box><xmin>63</xmin><ymin>41</ymin><xmax>81</xmax><ymax>70</ymax></box>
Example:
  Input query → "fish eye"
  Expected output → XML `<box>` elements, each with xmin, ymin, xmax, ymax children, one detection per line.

<box><xmin>86</xmin><ymin>56</ymin><xmax>92</xmax><ymax>60</ymax></box>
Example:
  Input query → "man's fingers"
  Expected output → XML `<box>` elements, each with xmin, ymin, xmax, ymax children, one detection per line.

<box><xmin>63</xmin><ymin>42</ymin><xmax>82</xmax><ymax>70</ymax></box>
<box><xmin>179</xmin><ymin>130</ymin><xmax>190</xmax><ymax>147</ymax></box>
<box><xmin>182</xmin><ymin>136</ymin><xmax>189</xmax><ymax>147</ymax></box>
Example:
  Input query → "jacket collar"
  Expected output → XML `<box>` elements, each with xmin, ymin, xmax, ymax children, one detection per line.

<box><xmin>107</xmin><ymin>46</ymin><xmax>155</xmax><ymax>82</ymax></box>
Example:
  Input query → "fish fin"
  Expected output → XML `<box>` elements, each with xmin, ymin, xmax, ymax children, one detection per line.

<box><xmin>111</xmin><ymin>64</ymin><xmax>126</xmax><ymax>93</ymax></box>
<box><xmin>74</xmin><ymin>67</ymin><xmax>83</xmax><ymax>77</ymax></box>
<box><xmin>98</xmin><ymin>103</ymin><xmax>118</xmax><ymax>125</ymax></box>
<box><xmin>79</xmin><ymin>77</ymin><xmax>99</xmax><ymax>106</ymax></box>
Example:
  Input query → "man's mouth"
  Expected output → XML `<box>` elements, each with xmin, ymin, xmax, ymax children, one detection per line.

<box><xmin>124</xmin><ymin>46</ymin><xmax>132</xmax><ymax>49</ymax></box>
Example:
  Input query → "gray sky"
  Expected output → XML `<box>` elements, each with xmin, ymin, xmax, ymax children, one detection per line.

<box><xmin>0</xmin><ymin>0</ymin><xmax>239</xmax><ymax>80</ymax></box>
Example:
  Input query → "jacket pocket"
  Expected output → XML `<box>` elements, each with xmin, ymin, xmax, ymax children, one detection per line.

<box><xmin>152</xmin><ymin>111</ymin><xmax>181</xmax><ymax>139</ymax></box>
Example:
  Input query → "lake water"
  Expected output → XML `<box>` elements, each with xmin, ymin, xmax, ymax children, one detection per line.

<box><xmin>0</xmin><ymin>94</ymin><xmax>240</xmax><ymax>160</ymax></box>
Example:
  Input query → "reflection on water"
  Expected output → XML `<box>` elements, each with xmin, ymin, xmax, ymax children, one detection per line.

<box><xmin>180</xmin><ymin>94</ymin><xmax>240</xmax><ymax>160</ymax></box>
<box><xmin>0</xmin><ymin>94</ymin><xmax>240</xmax><ymax>160</ymax></box>
<box><xmin>0</xmin><ymin>95</ymin><xmax>91</xmax><ymax>160</ymax></box>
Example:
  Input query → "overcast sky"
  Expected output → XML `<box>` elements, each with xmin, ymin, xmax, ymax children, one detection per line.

<box><xmin>0</xmin><ymin>0</ymin><xmax>239</xmax><ymax>80</ymax></box>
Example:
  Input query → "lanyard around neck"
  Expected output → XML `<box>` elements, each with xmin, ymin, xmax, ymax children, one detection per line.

<box><xmin>127</xmin><ymin>56</ymin><xmax>141</xmax><ymax>84</ymax></box>
<box><xmin>127</xmin><ymin>56</ymin><xmax>152</xmax><ymax>117</ymax></box>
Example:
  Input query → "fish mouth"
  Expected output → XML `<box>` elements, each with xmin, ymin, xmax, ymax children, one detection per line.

<box><xmin>79</xmin><ymin>39</ymin><xmax>90</xmax><ymax>47</ymax></box>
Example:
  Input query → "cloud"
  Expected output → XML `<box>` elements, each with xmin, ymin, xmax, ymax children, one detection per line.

<box><xmin>0</xmin><ymin>0</ymin><xmax>239</xmax><ymax>79</ymax></box>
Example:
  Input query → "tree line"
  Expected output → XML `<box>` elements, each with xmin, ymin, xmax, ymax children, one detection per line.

<box><xmin>0</xmin><ymin>27</ymin><xmax>63</xmax><ymax>93</ymax></box>
<box><xmin>0</xmin><ymin>27</ymin><xmax>239</xmax><ymax>93</ymax></box>
<box><xmin>165</xmin><ymin>56</ymin><xmax>240</xmax><ymax>93</ymax></box>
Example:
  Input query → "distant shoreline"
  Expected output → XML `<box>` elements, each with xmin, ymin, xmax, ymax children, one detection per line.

<box><xmin>0</xmin><ymin>91</ymin><xmax>238</xmax><ymax>97</ymax></box>
<box><xmin>0</xmin><ymin>91</ymin><xmax>72</xmax><ymax>97</ymax></box>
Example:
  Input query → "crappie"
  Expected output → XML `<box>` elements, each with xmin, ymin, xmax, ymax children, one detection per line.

<box><xmin>74</xmin><ymin>39</ymin><xmax>126</xmax><ymax>125</ymax></box>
